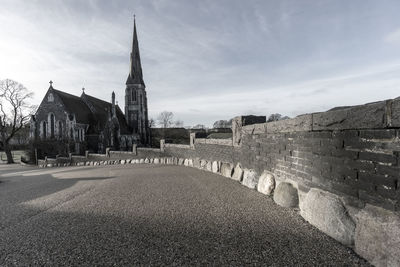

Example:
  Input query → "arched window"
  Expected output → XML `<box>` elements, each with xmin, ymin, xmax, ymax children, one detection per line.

<box><xmin>58</xmin><ymin>121</ymin><xmax>62</xmax><ymax>139</ymax></box>
<box><xmin>50</xmin><ymin>114</ymin><xmax>55</xmax><ymax>138</ymax></box>
<box><xmin>131</xmin><ymin>90</ymin><xmax>137</xmax><ymax>102</ymax></box>
<box><xmin>42</xmin><ymin>121</ymin><xmax>47</xmax><ymax>139</ymax></box>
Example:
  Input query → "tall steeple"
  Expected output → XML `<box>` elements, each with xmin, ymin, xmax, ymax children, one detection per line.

<box><xmin>126</xmin><ymin>16</ymin><xmax>144</xmax><ymax>86</ymax></box>
<box><xmin>124</xmin><ymin>16</ymin><xmax>150</xmax><ymax>146</ymax></box>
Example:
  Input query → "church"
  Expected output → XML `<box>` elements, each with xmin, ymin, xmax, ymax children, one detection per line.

<box><xmin>29</xmin><ymin>18</ymin><xmax>150</xmax><ymax>154</ymax></box>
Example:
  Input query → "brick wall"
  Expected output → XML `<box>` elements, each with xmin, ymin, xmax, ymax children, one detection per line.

<box><xmin>165</xmin><ymin>98</ymin><xmax>400</xmax><ymax>211</ymax></box>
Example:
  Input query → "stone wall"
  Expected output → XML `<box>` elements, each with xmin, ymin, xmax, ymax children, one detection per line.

<box><xmin>162</xmin><ymin>98</ymin><xmax>400</xmax><ymax>266</ymax></box>
<box><xmin>166</xmin><ymin>99</ymin><xmax>399</xmax><ymax>211</ymax></box>
<box><xmin>39</xmin><ymin>147</ymin><xmax>163</xmax><ymax>167</ymax></box>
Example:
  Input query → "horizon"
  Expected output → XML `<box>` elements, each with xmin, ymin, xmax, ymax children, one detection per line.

<box><xmin>1</xmin><ymin>0</ymin><xmax>400</xmax><ymax>127</ymax></box>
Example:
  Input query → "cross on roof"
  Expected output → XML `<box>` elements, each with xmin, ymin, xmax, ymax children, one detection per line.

<box><xmin>49</xmin><ymin>80</ymin><xmax>53</xmax><ymax>87</ymax></box>
<box><xmin>82</xmin><ymin>87</ymin><xmax>85</xmax><ymax>93</ymax></box>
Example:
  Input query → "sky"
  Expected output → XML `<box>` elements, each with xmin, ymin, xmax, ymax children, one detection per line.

<box><xmin>1</xmin><ymin>0</ymin><xmax>400</xmax><ymax>127</ymax></box>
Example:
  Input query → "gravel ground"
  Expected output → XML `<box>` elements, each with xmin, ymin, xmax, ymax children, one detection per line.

<box><xmin>0</xmin><ymin>164</ymin><xmax>370</xmax><ymax>266</ymax></box>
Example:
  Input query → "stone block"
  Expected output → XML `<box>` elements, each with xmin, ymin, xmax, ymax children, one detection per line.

<box><xmin>257</xmin><ymin>171</ymin><xmax>275</xmax><ymax>195</ymax></box>
<box><xmin>200</xmin><ymin>160</ymin><xmax>207</xmax><ymax>169</ymax></box>
<box><xmin>212</xmin><ymin>161</ymin><xmax>220</xmax><ymax>173</ymax></box>
<box><xmin>193</xmin><ymin>158</ymin><xmax>201</xmax><ymax>169</ymax></box>
<box><xmin>267</xmin><ymin>114</ymin><xmax>312</xmax><ymax>133</ymax></box>
<box><xmin>232</xmin><ymin>115</ymin><xmax>266</xmax><ymax>146</ymax></box>
<box><xmin>144</xmin><ymin>158</ymin><xmax>149</xmax><ymax>164</ymax></box>
<box><xmin>154</xmin><ymin>158</ymin><xmax>160</xmax><ymax>164</ymax></box>
<box><xmin>390</xmin><ymin>98</ymin><xmax>400</xmax><ymax>127</ymax></box>
<box><xmin>242</xmin><ymin>123</ymin><xmax>267</xmax><ymax>135</ymax></box>
<box><xmin>242</xmin><ymin>169</ymin><xmax>258</xmax><ymax>189</ymax></box>
<box><xmin>121</xmin><ymin>160</ymin><xmax>126</xmax><ymax>164</ymax></box>
<box><xmin>178</xmin><ymin>158</ymin><xmax>185</xmax><ymax>165</ymax></box>
<box><xmin>139</xmin><ymin>159</ymin><xmax>145</xmax><ymax>164</ymax></box>
<box><xmin>273</xmin><ymin>182</ymin><xmax>299</xmax><ymax>208</ymax></box>
<box><xmin>221</xmin><ymin>163</ymin><xmax>234</xmax><ymax>178</ymax></box>
<box><xmin>232</xmin><ymin>163</ymin><xmax>244</xmax><ymax>181</ymax></box>
<box><xmin>184</xmin><ymin>159</ymin><xmax>189</xmax><ymax>166</ymax></box>
<box><xmin>355</xmin><ymin>204</ymin><xmax>400</xmax><ymax>267</ymax></box>
<box><xmin>188</xmin><ymin>159</ymin><xmax>194</xmax><ymax>167</ymax></box>
<box><xmin>313</xmin><ymin>101</ymin><xmax>387</xmax><ymax>130</ymax></box>
<box><xmin>300</xmin><ymin>188</ymin><xmax>355</xmax><ymax>246</ymax></box>
<box><xmin>206</xmin><ymin>161</ymin><xmax>213</xmax><ymax>172</ymax></box>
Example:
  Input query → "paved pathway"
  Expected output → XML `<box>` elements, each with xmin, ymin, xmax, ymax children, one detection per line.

<box><xmin>0</xmin><ymin>164</ymin><xmax>369</xmax><ymax>266</ymax></box>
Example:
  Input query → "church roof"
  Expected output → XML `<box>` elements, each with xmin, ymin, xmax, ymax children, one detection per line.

<box><xmin>48</xmin><ymin>87</ymin><xmax>131</xmax><ymax>135</ymax></box>
<box><xmin>52</xmin><ymin>89</ymin><xmax>93</xmax><ymax>124</ymax></box>
<box><xmin>83</xmin><ymin>94</ymin><xmax>131</xmax><ymax>135</ymax></box>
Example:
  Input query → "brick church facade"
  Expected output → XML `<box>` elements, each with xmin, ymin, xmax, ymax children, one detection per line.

<box><xmin>29</xmin><ymin>18</ymin><xmax>149</xmax><ymax>154</ymax></box>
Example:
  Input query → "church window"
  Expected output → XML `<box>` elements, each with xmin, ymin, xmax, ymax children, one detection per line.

<box><xmin>42</xmin><ymin>121</ymin><xmax>47</xmax><ymax>139</ymax></box>
<box><xmin>48</xmin><ymin>93</ymin><xmax>54</xmax><ymax>102</ymax></box>
<box><xmin>58</xmin><ymin>121</ymin><xmax>62</xmax><ymax>139</ymax></box>
<box><xmin>131</xmin><ymin>90</ymin><xmax>137</xmax><ymax>102</ymax></box>
<box><xmin>50</xmin><ymin>114</ymin><xmax>55</xmax><ymax>138</ymax></box>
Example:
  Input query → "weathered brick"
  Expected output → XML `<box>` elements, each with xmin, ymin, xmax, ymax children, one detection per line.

<box><xmin>267</xmin><ymin>114</ymin><xmax>312</xmax><ymax>133</ymax></box>
<box><xmin>312</xmin><ymin>131</ymin><xmax>332</xmax><ymax>139</ymax></box>
<box><xmin>345</xmin><ymin>159</ymin><xmax>376</xmax><ymax>173</ymax></box>
<box><xmin>359</xmin><ymin>151</ymin><xmax>397</xmax><ymax>164</ymax></box>
<box><xmin>344</xmin><ymin>139</ymin><xmax>376</xmax><ymax>151</ymax></box>
<box><xmin>358</xmin><ymin>190</ymin><xmax>398</xmax><ymax>211</ymax></box>
<box><xmin>376</xmin><ymin>184</ymin><xmax>398</xmax><ymax>200</ymax></box>
<box><xmin>331</xmin><ymin>149</ymin><xmax>359</xmax><ymax>160</ymax></box>
<box><xmin>312</xmin><ymin>101</ymin><xmax>386</xmax><ymax>130</ymax></box>
<box><xmin>331</xmin><ymin>165</ymin><xmax>358</xmax><ymax>181</ymax></box>
<box><xmin>359</xmin><ymin>172</ymin><xmax>397</xmax><ymax>188</ymax></box>
<box><xmin>359</xmin><ymin>129</ymin><xmax>396</xmax><ymax>140</ymax></box>
<box><xmin>332</xmin><ymin>130</ymin><xmax>359</xmax><ymax>139</ymax></box>
<box><xmin>331</xmin><ymin>181</ymin><xmax>359</xmax><ymax>198</ymax></box>
<box><xmin>376</xmin><ymin>164</ymin><xmax>400</xmax><ymax>178</ymax></box>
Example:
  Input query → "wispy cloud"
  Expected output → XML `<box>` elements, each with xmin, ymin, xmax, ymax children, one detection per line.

<box><xmin>385</xmin><ymin>28</ymin><xmax>400</xmax><ymax>44</ymax></box>
<box><xmin>1</xmin><ymin>0</ymin><xmax>400</xmax><ymax>126</ymax></box>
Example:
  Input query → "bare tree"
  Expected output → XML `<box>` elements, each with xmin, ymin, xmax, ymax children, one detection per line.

<box><xmin>267</xmin><ymin>113</ymin><xmax>290</xmax><ymax>122</ymax></box>
<box><xmin>0</xmin><ymin>79</ymin><xmax>34</xmax><ymax>163</ymax></box>
<box><xmin>213</xmin><ymin>119</ymin><xmax>232</xmax><ymax>128</ymax></box>
<box><xmin>267</xmin><ymin>113</ymin><xmax>282</xmax><ymax>122</ymax></box>
<box><xmin>174</xmin><ymin>120</ymin><xmax>184</xmax><ymax>127</ymax></box>
<box><xmin>148</xmin><ymin>118</ymin><xmax>156</xmax><ymax>128</ymax></box>
<box><xmin>157</xmin><ymin>111</ymin><xmax>174</xmax><ymax>128</ymax></box>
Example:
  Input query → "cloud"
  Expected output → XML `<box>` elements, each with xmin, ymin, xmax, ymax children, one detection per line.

<box><xmin>385</xmin><ymin>28</ymin><xmax>400</xmax><ymax>44</ymax></box>
<box><xmin>1</xmin><ymin>0</ymin><xmax>400</xmax><ymax>127</ymax></box>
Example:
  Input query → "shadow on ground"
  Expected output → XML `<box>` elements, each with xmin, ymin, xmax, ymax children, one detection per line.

<box><xmin>0</xmin><ymin>164</ymin><xmax>370</xmax><ymax>266</ymax></box>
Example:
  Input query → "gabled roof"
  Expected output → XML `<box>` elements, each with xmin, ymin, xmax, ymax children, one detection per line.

<box><xmin>52</xmin><ymin>88</ymin><xmax>93</xmax><ymax>124</ymax></box>
<box><xmin>83</xmin><ymin>93</ymin><xmax>131</xmax><ymax>135</ymax></box>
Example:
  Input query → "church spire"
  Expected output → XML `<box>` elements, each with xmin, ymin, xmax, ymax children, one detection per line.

<box><xmin>126</xmin><ymin>15</ymin><xmax>145</xmax><ymax>86</ymax></box>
